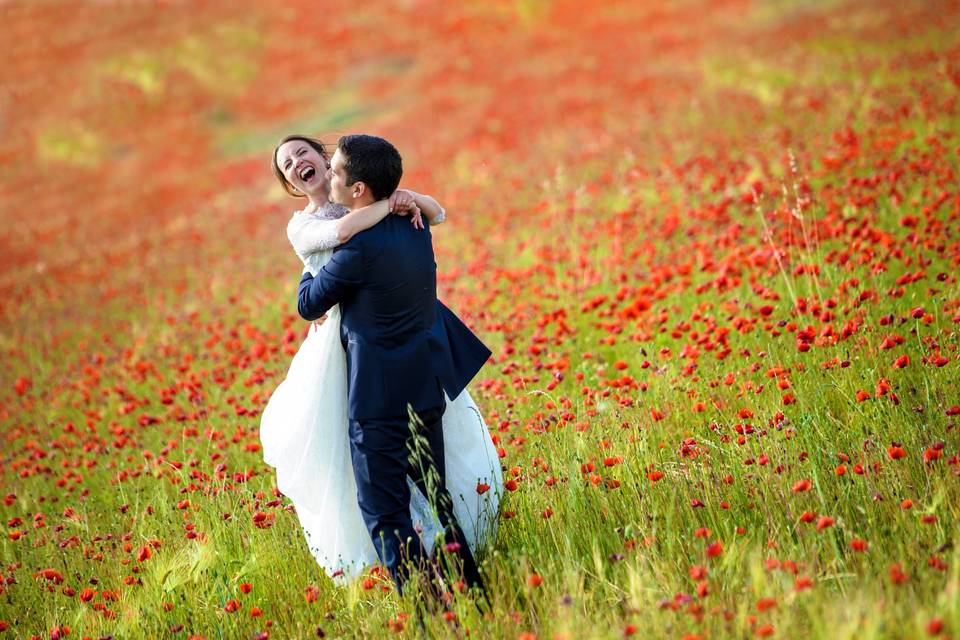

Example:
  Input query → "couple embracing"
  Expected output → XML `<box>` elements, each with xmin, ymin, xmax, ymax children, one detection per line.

<box><xmin>260</xmin><ymin>133</ymin><xmax>502</xmax><ymax>597</ymax></box>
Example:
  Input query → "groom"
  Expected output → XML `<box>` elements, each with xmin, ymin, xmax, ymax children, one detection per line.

<box><xmin>297</xmin><ymin>134</ymin><xmax>490</xmax><ymax>595</ymax></box>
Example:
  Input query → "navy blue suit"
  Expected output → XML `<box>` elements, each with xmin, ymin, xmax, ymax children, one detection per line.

<box><xmin>297</xmin><ymin>213</ymin><xmax>490</xmax><ymax>592</ymax></box>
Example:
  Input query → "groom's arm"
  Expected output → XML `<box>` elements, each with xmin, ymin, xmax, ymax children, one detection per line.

<box><xmin>297</xmin><ymin>242</ymin><xmax>363</xmax><ymax>321</ymax></box>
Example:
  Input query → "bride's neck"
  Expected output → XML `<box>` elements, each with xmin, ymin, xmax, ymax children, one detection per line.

<box><xmin>306</xmin><ymin>195</ymin><xmax>329</xmax><ymax>212</ymax></box>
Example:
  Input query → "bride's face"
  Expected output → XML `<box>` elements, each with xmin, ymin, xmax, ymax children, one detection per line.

<box><xmin>276</xmin><ymin>140</ymin><xmax>331</xmax><ymax>198</ymax></box>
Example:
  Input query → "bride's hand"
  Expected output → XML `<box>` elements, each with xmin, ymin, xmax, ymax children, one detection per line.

<box><xmin>389</xmin><ymin>189</ymin><xmax>425</xmax><ymax>229</ymax></box>
<box><xmin>406</xmin><ymin>205</ymin><xmax>424</xmax><ymax>229</ymax></box>
<box><xmin>388</xmin><ymin>189</ymin><xmax>415</xmax><ymax>213</ymax></box>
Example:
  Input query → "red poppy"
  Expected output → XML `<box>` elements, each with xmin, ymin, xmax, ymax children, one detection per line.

<box><xmin>890</xmin><ymin>563</ymin><xmax>909</xmax><ymax>584</ymax></box>
<box><xmin>887</xmin><ymin>446</ymin><xmax>907</xmax><ymax>460</ymax></box>
<box><xmin>756</xmin><ymin>598</ymin><xmax>777</xmax><ymax>612</ymax></box>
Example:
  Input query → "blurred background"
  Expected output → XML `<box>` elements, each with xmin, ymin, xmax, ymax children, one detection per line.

<box><xmin>0</xmin><ymin>0</ymin><xmax>957</xmax><ymax>354</ymax></box>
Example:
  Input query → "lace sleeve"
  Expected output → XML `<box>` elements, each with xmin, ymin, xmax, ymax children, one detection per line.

<box><xmin>428</xmin><ymin>206</ymin><xmax>446</xmax><ymax>226</ymax></box>
<box><xmin>287</xmin><ymin>212</ymin><xmax>340</xmax><ymax>259</ymax></box>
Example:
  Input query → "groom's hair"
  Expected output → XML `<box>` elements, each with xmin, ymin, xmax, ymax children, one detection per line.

<box><xmin>337</xmin><ymin>135</ymin><xmax>403</xmax><ymax>201</ymax></box>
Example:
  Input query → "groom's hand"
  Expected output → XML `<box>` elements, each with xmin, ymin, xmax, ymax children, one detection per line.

<box><xmin>389</xmin><ymin>189</ymin><xmax>424</xmax><ymax>230</ymax></box>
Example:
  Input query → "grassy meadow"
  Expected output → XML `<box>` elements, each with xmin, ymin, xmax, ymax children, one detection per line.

<box><xmin>1</xmin><ymin>0</ymin><xmax>959</xmax><ymax>638</ymax></box>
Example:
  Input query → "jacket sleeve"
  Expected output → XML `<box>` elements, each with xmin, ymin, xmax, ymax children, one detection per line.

<box><xmin>297</xmin><ymin>240</ymin><xmax>363</xmax><ymax>320</ymax></box>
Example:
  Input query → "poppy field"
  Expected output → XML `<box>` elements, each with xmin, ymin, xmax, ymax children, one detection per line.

<box><xmin>2</xmin><ymin>0</ymin><xmax>960</xmax><ymax>637</ymax></box>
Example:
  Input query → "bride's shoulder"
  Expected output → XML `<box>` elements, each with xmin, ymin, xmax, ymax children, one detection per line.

<box><xmin>290</xmin><ymin>203</ymin><xmax>348</xmax><ymax>221</ymax></box>
<box><xmin>316</xmin><ymin>203</ymin><xmax>348</xmax><ymax>220</ymax></box>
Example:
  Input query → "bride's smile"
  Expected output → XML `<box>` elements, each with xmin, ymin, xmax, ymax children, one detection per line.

<box><xmin>274</xmin><ymin>138</ymin><xmax>332</xmax><ymax>199</ymax></box>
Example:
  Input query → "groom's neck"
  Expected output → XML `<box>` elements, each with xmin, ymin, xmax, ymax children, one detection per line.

<box><xmin>348</xmin><ymin>195</ymin><xmax>377</xmax><ymax>211</ymax></box>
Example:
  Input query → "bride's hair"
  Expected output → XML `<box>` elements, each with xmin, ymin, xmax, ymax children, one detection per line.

<box><xmin>272</xmin><ymin>135</ymin><xmax>332</xmax><ymax>197</ymax></box>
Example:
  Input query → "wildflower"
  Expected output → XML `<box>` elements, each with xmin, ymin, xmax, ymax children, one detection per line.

<box><xmin>756</xmin><ymin>598</ymin><xmax>777</xmax><ymax>612</ymax></box>
<box><xmin>13</xmin><ymin>377</ymin><xmax>31</xmax><ymax>395</ymax></box>
<box><xmin>794</xmin><ymin>576</ymin><xmax>814</xmax><ymax>591</ymax></box>
<box><xmin>33</xmin><ymin>569</ymin><xmax>64</xmax><ymax>584</ymax></box>
<box><xmin>886</xmin><ymin>446</ymin><xmax>906</xmax><ymax>460</ymax></box>
<box><xmin>696</xmin><ymin>580</ymin><xmax>709</xmax><ymax>598</ymax></box>
<box><xmin>890</xmin><ymin>563</ymin><xmax>909</xmax><ymax>584</ymax></box>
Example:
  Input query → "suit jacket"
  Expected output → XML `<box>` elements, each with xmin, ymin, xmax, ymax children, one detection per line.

<box><xmin>297</xmin><ymin>213</ymin><xmax>491</xmax><ymax>421</ymax></box>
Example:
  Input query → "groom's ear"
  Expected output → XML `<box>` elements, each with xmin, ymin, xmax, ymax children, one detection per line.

<box><xmin>352</xmin><ymin>181</ymin><xmax>367</xmax><ymax>199</ymax></box>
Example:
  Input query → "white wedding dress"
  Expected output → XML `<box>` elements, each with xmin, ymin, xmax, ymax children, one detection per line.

<box><xmin>260</xmin><ymin>203</ymin><xmax>502</xmax><ymax>580</ymax></box>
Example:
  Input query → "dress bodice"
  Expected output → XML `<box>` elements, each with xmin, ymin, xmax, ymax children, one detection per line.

<box><xmin>287</xmin><ymin>202</ymin><xmax>349</xmax><ymax>276</ymax></box>
<box><xmin>289</xmin><ymin>202</ymin><xmax>349</xmax><ymax>317</ymax></box>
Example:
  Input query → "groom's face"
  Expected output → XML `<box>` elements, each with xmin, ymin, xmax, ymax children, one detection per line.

<box><xmin>328</xmin><ymin>149</ymin><xmax>354</xmax><ymax>206</ymax></box>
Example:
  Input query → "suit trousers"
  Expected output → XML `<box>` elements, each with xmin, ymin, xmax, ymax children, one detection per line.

<box><xmin>348</xmin><ymin>405</ymin><xmax>485</xmax><ymax>593</ymax></box>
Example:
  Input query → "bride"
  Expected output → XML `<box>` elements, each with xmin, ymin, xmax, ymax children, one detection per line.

<box><xmin>260</xmin><ymin>134</ymin><xmax>502</xmax><ymax>580</ymax></box>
